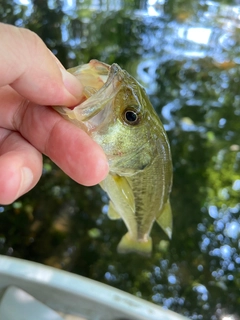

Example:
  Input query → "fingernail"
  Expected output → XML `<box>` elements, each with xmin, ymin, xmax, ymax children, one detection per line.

<box><xmin>18</xmin><ymin>167</ymin><xmax>33</xmax><ymax>197</ymax></box>
<box><xmin>60</xmin><ymin>68</ymin><xmax>83</xmax><ymax>99</ymax></box>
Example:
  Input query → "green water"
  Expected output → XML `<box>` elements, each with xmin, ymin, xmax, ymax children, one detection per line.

<box><xmin>0</xmin><ymin>0</ymin><xmax>240</xmax><ymax>319</ymax></box>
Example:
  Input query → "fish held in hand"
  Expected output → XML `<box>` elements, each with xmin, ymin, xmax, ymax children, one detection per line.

<box><xmin>53</xmin><ymin>60</ymin><xmax>173</xmax><ymax>256</ymax></box>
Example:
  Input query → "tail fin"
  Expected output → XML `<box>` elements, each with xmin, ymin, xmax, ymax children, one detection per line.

<box><xmin>117</xmin><ymin>233</ymin><xmax>152</xmax><ymax>256</ymax></box>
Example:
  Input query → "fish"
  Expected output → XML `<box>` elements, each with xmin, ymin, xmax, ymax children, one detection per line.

<box><xmin>53</xmin><ymin>59</ymin><xmax>172</xmax><ymax>255</ymax></box>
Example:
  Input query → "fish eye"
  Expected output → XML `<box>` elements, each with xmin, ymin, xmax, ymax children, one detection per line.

<box><xmin>123</xmin><ymin>108</ymin><xmax>140</xmax><ymax>125</ymax></box>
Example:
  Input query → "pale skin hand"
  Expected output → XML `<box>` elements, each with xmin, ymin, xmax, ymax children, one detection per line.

<box><xmin>0</xmin><ymin>23</ymin><xmax>109</xmax><ymax>205</ymax></box>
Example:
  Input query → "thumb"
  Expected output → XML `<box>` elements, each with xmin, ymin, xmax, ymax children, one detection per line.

<box><xmin>0</xmin><ymin>23</ymin><xmax>83</xmax><ymax>106</ymax></box>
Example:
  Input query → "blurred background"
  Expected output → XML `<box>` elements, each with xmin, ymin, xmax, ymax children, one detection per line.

<box><xmin>0</xmin><ymin>0</ymin><xmax>240</xmax><ymax>319</ymax></box>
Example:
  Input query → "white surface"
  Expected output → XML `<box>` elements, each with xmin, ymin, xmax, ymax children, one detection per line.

<box><xmin>0</xmin><ymin>255</ymin><xmax>189</xmax><ymax>320</ymax></box>
<box><xmin>0</xmin><ymin>286</ymin><xmax>63</xmax><ymax>320</ymax></box>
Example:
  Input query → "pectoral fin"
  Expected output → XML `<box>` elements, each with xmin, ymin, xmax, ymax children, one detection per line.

<box><xmin>156</xmin><ymin>199</ymin><xmax>172</xmax><ymax>239</ymax></box>
<box><xmin>100</xmin><ymin>174</ymin><xmax>135</xmax><ymax>213</ymax></box>
<box><xmin>112</xmin><ymin>175</ymin><xmax>135</xmax><ymax>212</ymax></box>
<box><xmin>108</xmin><ymin>201</ymin><xmax>121</xmax><ymax>220</ymax></box>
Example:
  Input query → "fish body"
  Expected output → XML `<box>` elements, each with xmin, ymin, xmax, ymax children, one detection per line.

<box><xmin>54</xmin><ymin>60</ymin><xmax>172</xmax><ymax>255</ymax></box>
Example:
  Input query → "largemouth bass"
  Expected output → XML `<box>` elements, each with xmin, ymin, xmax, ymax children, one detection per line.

<box><xmin>54</xmin><ymin>60</ymin><xmax>172</xmax><ymax>255</ymax></box>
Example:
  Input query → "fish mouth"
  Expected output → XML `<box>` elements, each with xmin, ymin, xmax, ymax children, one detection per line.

<box><xmin>69</xmin><ymin>61</ymin><xmax>124</xmax><ymax>131</ymax></box>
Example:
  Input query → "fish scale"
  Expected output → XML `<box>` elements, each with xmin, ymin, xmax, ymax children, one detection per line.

<box><xmin>131</xmin><ymin>157</ymin><xmax>168</xmax><ymax>238</ymax></box>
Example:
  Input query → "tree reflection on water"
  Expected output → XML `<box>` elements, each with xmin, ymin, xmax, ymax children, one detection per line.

<box><xmin>0</xmin><ymin>0</ymin><xmax>240</xmax><ymax>319</ymax></box>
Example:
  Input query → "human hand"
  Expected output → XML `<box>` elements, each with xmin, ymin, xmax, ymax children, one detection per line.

<box><xmin>0</xmin><ymin>23</ymin><xmax>109</xmax><ymax>205</ymax></box>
